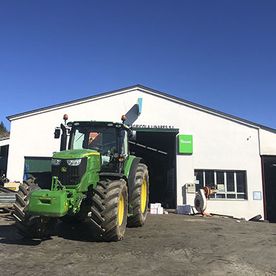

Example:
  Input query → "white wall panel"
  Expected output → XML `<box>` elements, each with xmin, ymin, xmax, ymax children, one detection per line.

<box><xmin>259</xmin><ymin>129</ymin><xmax>276</xmax><ymax>155</ymax></box>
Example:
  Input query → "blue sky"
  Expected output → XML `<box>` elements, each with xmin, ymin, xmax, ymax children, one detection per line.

<box><xmin>0</xmin><ymin>0</ymin><xmax>276</xmax><ymax>129</ymax></box>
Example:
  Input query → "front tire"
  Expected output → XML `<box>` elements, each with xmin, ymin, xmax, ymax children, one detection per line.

<box><xmin>12</xmin><ymin>178</ymin><xmax>49</xmax><ymax>238</ymax></box>
<box><xmin>127</xmin><ymin>163</ymin><xmax>149</xmax><ymax>227</ymax></box>
<box><xmin>90</xmin><ymin>179</ymin><xmax>128</xmax><ymax>241</ymax></box>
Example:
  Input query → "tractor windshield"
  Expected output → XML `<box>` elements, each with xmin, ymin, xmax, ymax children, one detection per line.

<box><xmin>71</xmin><ymin>125</ymin><xmax>118</xmax><ymax>154</ymax></box>
<box><xmin>69</xmin><ymin>124</ymin><xmax>128</xmax><ymax>171</ymax></box>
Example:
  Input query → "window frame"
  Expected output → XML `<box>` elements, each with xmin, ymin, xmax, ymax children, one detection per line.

<box><xmin>194</xmin><ymin>169</ymin><xmax>248</xmax><ymax>200</ymax></box>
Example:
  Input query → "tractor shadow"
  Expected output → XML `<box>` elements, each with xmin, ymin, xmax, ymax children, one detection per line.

<box><xmin>0</xmin><ymin>213</ymin><xmax>42</xmax><ymax>246</ymax></box>
<box><xmin>55</xmin><ymin>220</ymin><xmax>103</xmax><ymax>242</ymax></box>
<box><xmin>0</xmin><ymin>212</ymin><xmax>105</xmax><ymax>244</ymax></box>
<box><xmin>0</xmin><ymin>221</ymin><xmax>103</xmax><ymax>245</ymax></box>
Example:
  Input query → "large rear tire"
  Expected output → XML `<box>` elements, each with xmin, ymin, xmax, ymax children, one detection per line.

<box><xmin>127</xmin><ymin>163</ymin><xmax>149</xmax><ymax>227</ymax></box>
<box><xmin>90</xmin><ymin>179</ymin><xmax>128</xmax><ymax>241</ymax></box>
<box><xmin>12</xmin><ymin>178</ymin><xmax>50</xmax><ymax>238</ymax></box>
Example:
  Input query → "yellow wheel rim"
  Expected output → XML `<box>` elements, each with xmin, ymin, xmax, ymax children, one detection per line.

<box><xmin>118</xmin><ymin>193</ymin><xmax>125</xmax><ymax>226</ymax></box>
<box><xmin>140</xmin><ymin>178</ymin><xmax>147</xmax><ymax>214</ymax></box>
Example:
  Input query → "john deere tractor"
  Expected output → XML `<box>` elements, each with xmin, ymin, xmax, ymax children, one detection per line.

<box><xmin>13</xmin><ymin>117</ymin><xmax>149</xmax><ymax>241</ymax></box>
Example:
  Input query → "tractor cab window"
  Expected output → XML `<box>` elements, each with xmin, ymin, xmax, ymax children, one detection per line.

<box><xmin>71</xmin><ymin>125</ymin><xmax>119</xmax><ymax>155</ymax></box>
<box><xmin>119</xmin><ymin>130</ymin><xmax>128</xmax><ymax>156</ymax></box>
<box><xmin>88</xmin><ymin>132</ymin><xmax>102</xmax><ymax>150</ymax></box>
<box><xmin>70</xmin><ymin>124</ymin><xmax>128</xmax><ymax>172</ymax></box>
<box><xmin>73</xmin><ymin>129</ymin><xmax>85</xmax><ymax>149</ymax></box>
<box><xmin>71</xmin><ymin>126</ymin><xmax>117</xmax><ymax>153</ymax></box>
<box><xmin>87</xmin><ymin>130</ymin><xmax>117</xmax><ymax>155</ymax></box>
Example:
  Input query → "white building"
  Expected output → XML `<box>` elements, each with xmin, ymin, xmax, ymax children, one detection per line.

<box><xmin>6</xmin><ymin>85</ymin><xmax>276</xmax><ymax>220</ymax></box>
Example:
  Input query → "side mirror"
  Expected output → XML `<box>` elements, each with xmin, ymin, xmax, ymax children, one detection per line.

<box><xmin>54</xmin><ymin>128</ymin><xmax>61</xmax><ymax>139</ymax></box>
<box><xmin>129</xmin><ymin>130</ymin><xmax>136</xmax><ymax>141</ymax></box>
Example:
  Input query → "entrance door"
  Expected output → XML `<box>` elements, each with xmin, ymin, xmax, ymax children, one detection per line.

<box><xmin>0</xmin><ymin>145</ymin><xmax>8</xmax><ymax>176</ymax></box>
<box><xmin>130</xmin><ymin>128</ymin><xmax>178</xmax><ymax>209</ymax></box>
<box><xmin>262</xmin><ymin>156</ymin><xmax>276</xmax><ymax>222</ymax></box>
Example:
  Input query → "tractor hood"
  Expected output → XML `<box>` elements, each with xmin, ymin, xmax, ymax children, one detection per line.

<box><xmin>53</xmin><ymin>149</ymin><xmax>100</xmax><ymax>159</ymax></box>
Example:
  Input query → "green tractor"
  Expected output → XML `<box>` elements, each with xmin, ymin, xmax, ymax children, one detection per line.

<box><xmin>13</xmin><ymin>116</ymin><xmax>149</xmax><ymax>241</ymax></box>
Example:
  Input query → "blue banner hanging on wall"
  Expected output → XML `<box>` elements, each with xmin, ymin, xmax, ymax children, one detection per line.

<box><xmin>137</xmin><ymin>98</ymin><xmax>143</xmax><ymax>115</ymax></box>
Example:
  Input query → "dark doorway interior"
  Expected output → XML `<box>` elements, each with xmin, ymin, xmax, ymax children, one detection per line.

<box><xmin>0</xmin><ymin>145</ymin><xmax>9</xmax><ymax>176</ymax></box>
<box><xmin>24</xmin><ymin>157</ymin><xmax>52</xmax><ymax>189</ymax></box>
<box><xmin>129</xmin><ymin>129</ymin><xmax>178</xmax><ymax>209</ymax></box>
<box><xmin>262</xmin><ymin>156</ymin><xmax>276</xmax><ymax>222</ymax></box>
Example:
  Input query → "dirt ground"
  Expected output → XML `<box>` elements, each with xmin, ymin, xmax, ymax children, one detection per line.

<box><xmin>0</xmin><ymin>212</ymin><xmax>276</xmax><ymax>276</ymax></box>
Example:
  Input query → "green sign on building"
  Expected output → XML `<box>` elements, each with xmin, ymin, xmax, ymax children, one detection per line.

<box><xmin>178</xmin><ymin>134</ymin><xmax>193</xmax><ymax>154</ymax></box>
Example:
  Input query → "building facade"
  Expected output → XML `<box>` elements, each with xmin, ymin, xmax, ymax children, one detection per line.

<box><xmin>6</xmin><ymin>85</ymin><xmax>276</xmax><ymax>220</ymax></box>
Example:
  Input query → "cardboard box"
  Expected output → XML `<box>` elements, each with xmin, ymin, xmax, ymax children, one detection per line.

<box><xmin>150</xmin><ymin>203</ymin><xmax>161</xmax><ymax>209</ymax></box>
<box><xmin>157</xmin><ymin>207</ymin><xmax>164</xmax><ymax>214</ymax></box>
<box><xmin>150</xmin><ymin>208</ymin><xmax>158</xmax><ymax>214</ymax></box>
<box><xmin>150</xmin><ymin>203</ymin><xmax>163</xmax><ymax>215</ymax></box>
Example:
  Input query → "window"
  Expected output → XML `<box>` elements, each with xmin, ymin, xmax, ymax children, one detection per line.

<box><xmin>195</xmin><ymin>170</ymin><xmax>204</xmax><ymax>190</ymax></box>
<box><xmin>194</xmin><ymin>169</ymin><xmax>247</xmax><ymax>200</ymax></box>
<box><xmin>226</xmin><ymin>172</ymin><xmax>234</xmax><ymax>192</ymax></box>
<box><xmin>71</xmin><ymin>126</ymin><xmax>117</xmax><ymax>153</ymax></box>
<box><xmin>119</xmin><ymin>130</ymin><xmax>128</xmax><ymax>156</ymax></box>
<box><xmin>205</xmin><ymin>170</ymin><xmax>215</xmax><ymax>187</ymax></box>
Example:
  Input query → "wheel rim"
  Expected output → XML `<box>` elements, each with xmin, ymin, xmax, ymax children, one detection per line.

<box><xmin>140</xmin><ymin>178</ymin><xmax>147</xmax><ymax>214</ymax></box>
<box><xmin>118</xmin><ymin>193</ymin><xmax>125</xmax><ymax>226</ymax></box>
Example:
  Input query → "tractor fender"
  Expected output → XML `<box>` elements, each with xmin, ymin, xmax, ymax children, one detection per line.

<box><xmin>127</xmin><ymin>157</ymin><xmax>143</xmax><ymax>201</ymax></box>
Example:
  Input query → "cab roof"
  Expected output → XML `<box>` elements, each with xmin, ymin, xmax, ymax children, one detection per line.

<box><xmin>68</xmin><ymin>121</ymin><xmax>130</xmax><ymax>130</ymax></box>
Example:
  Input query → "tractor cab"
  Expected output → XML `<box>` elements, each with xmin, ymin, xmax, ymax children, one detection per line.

<box><xmin>55</xmin><ymin>120</ymin><xmax>133</xmax><ymax>174</ymax></box>
<box><xmin>68</xmin><ymin>121</ymin><xmax>130</xmax><ymax>172</ymax></box>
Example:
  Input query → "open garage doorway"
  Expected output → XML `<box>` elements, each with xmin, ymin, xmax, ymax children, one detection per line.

<box><xmin>262</xmin><ymin>156</ymin><xmax>276</xmax><ymax>222</ymax></box>
<box><xmin>24</xmin><ymin>157</ymin><xmax>52</xmax><ymax>189</ymax></box>
<box><xmin>0</xmin><ymin>144</ymin><xmax>9</xmax><ymax>177</ymax></box>
<box><xmin>130</xmin><ymin>128</ymin><xmax>179</xmax><ymax>209</ymax></box>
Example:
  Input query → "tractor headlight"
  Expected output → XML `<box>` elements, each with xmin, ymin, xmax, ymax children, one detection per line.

<box><xmin>51</xmin><ymin>159</ymin><xmax>62</xmax><ymax>166</ymax></box>
<box><xmin>67</xmin><ymin>159</ymin><xmax>82</xmax><ymax>166</ymax></box>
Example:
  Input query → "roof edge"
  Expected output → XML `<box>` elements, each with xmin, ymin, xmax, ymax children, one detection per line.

<box><xmin>6</xmin><ymin>84</ymin><xmax>276</xmax><ymax>134</ymax></box>
<box><xmin>7</xmin><ymin>84</ymin><xmax>142</xmax><ymax>121</ymax></box>
<box><xmin>136</xmin><ymin>85</ymin><xmax>276</xmax><ymax>134</ymax></box>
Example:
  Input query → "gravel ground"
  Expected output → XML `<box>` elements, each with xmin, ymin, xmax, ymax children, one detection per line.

<box><xmin>0</xmin><ymin>212</ymin><xmax>276</xmax><ymax>276</ymax></box>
